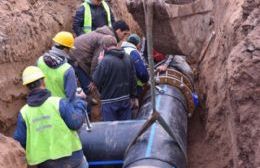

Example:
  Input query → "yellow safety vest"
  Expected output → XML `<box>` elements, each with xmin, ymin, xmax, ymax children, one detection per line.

<box><xmin>38</xmin><ymin>56</ymin><xmax>71</xmax><ymax>98</ymax></box>
<box><xmin>21</xmin><ymin>97</ymin><xmax>82</xmax><ymax>165</ymax></box>
<box><xmin>82</xmin><ymin>1</ymin><xmax>112</xmax><ymax>33</ymax></box>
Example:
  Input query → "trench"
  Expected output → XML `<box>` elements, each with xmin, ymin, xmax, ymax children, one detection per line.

<box><xmin>0</xmin><ymin>0</ymin><xmax>259</xmax><ymax>168</ymax></box>
<box><xmin>0</xmin><ymin>0</ymin><xmax>214</xmax><ymax>167</ymax></box>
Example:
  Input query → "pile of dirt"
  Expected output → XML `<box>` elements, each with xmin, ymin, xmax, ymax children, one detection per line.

<box><xmin>0</xmin><ymin>0</ymin><xmax>80</xmax><ymax>166</ymax></box>
<box><xmin>0</xmin><ymin>134</ymin><xmax>26</xmax><ymax>168</ymax></box>
<box><xmin>0</xmin><ymin>0</ymin><xmax>80</xmax><ymax>134</ymax></box>
<box><xmin>125</xmin><ymin>0</ymin><xmax>259</xmax><ymax>167</ymax></box>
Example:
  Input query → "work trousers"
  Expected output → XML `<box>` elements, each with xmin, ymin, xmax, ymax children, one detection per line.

<box><xmin>101</xmin><ymin>99</ymin><xmax>132</xmax><ymax>121</ymax></box>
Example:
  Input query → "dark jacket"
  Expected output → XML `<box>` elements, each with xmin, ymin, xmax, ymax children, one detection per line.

<box><xmin>73</xmin><ymin>1</ymin><xmax>115</xmax><ymax>36</ymax></box>
<box><xmin>93</xmin><ymin>48</ymin><xmax>137</xmax><ymax>103</ymax></box>
<box><xmin>13</xmin><ymin>89</ymin><xmax>87</xmax><ymax>167</ymax></box>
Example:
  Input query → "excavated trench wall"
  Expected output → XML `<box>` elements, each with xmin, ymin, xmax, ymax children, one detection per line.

<box><xmin>0</xmin><ymin>0</ymin><xmax>259</xmax><ymax>168</ymax></box>
<box><xmin>121</xmin><ymin>0</ymin><xmax>259</xmax><ymax>167</ymax></box>
<box><xmin>0</xmin><ymin>0</ymin><xmax>81</xmax><ymax>167</ymax></box>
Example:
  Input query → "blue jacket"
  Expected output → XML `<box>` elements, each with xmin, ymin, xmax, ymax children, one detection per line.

<box><xmin>13</xmin><ymin>89</ymin><xmax>87</xmax><ymax>167</ymax></box>
<box><xmin>121</xmin><ymin>42</ymin><xmax>149</xmax><ymax>95</ymax></box>
<box><xmin>38</xmin><ymin>46</ymin><xmax>77</xmax><ymax>100</ymax></box>
<box><xmin>73</xmin><ymin>1</ymin><xmax>115</xmax><ymax>36</ymax></box>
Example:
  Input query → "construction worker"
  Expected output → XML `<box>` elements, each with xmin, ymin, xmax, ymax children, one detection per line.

<box><xmin>13</xmin><ymin>66</ymin><xmax>88</xmax><ymax>168</ymax></box>
<box><xmin>93</xmin><ymin>35</ymin><xmax>137</xmax><ymax>121</ymax></box>
<box><xmin>73</xmin><ymin>0</ymin><xmax>115</xmax><ymax>36</ymax></box>
<box><xmin>121</xmin><ymin>34</ymin><xmax>149</xmax><ymax>97</ymax></box>
<box><xmin>37</xmin><ymin>31</ymin><xmax>77</xmax><ymax>100</ymax></box>
<box><xmin>70</xmin><ymin>20</ymin><xmax>130</xmax><ymax>98</ymax></box>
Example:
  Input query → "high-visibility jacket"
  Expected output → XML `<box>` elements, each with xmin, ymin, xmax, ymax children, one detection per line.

<box><xmin>38</xmin><ymin>56</ymin><xmax>70</xmax><ymax>98</ymax></box>
<box><xmin>20</xmin><ymin>97</ymin><xmax>82</xmax><ymax>165</ymax></box>
<box><xmin>82</xmin><ymin>1</ymin><xmax>112</xmax><ymax>33</ymax></box>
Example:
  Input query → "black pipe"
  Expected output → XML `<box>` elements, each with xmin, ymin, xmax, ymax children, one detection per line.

<box><xmin>78</xmin><ymin>120</ymin><xmax>145</xmax><ymax>166</ymax></box>
<box><xmin>123</xmin><ymin>84</ymin><xmax>188</xmax><ymax>168</ymax></box>
<box><xmin>79</xmin><ymin>84</ymin><xmax>188</xmax><ymax>168</ymax></box>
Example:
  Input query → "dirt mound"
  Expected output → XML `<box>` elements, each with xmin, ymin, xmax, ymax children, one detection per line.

<box><xmin>0</xmin><ymin>0</ymin><xmax>80</xmax><ymax>135</ymax></box>
<box><xmin>0</xmin><ymin>134</ymin><xmax>26</xmax><ymax>168</ymax></box>
<box><xmin>125</xmin><ymin>0</ymin><xmax>260</xmax><ymax>167</ymax></box>
<box><xmin>0</xmin><ymin>0</ymin><xmax>80</xmax><ymax>166</ymax></box>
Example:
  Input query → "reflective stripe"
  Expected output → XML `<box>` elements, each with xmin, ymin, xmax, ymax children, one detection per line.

<box><xmin>36</xmin><ymin>125</ymin><xmax>52</xmax><ymax>132</ymax></box>
<box><xmin>32</xmin><ymin>115</ymin><xmax>50</xmax><ymax>123</ymax></box>
<box><xmin>82</xmin><ymin>1</ymin><xmax>112</xmax><ymax>33</ymax></box>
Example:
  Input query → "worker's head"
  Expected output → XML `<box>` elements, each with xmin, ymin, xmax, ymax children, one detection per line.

<box><xmin>127</xmin><ymin>33</ymin><xmax>141</xmax><ymax>49</ymax></box>
<box><xmin>22</xmin><ymin>66</ymin><xmax>45</xmax><ymax>91</ymax></box>
<box><xmin>91</xmin><ymin>0</ymin><xmax>103</xmax><ymax>5</ymax></box>
<box><xmin>101</xmin><ymin>35</ymin><xmax>118</xmax><ymax>51</ymax></box>
<box><xmin>52</xmin><ymin>31</ymin><xmax>75</xmax><ymax>53</ymax></box>
<box><xmin>112</xmin><ymin>20</ymin><xmax>130</xmax><ymax>42</ymax></box>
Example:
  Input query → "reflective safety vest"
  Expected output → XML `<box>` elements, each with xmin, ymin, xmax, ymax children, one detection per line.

<box><xmin>38</xmin><ymin>56</ymin><xmax>70</xmax><ymax>98</ymax></box>
<box><xmin>82</xmin><ymin>1</ymin><xmax>112</xmax><ymax>33</ymax></box>
<box><xmin>21</xmin><ymin>97</ymin><xmax>82</xmax><ymax>165</ymax></box>
<box><xmin>123</xmin><ymin>47</ymin><xmax>144</xmax><ymax>87</ymax></box>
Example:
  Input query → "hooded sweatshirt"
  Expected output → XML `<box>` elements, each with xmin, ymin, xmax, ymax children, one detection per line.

<box><xmin>38</xmin><ymin>46</ymin><xmax>77</xmax><ymax>100</ymax></box>
<box><xmin>93</xmin><ymin>48</ymin><xmax>137</xmax><ymax>103</ymax></box>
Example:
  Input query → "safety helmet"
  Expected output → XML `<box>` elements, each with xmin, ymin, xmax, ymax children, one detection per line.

<box><xmin>52</xmin><ymin>31</ymin><xmax>75</xmax><ymax>48</ymax></box>
<box><xmin>22</xmin><ymin>66</ymin><xmax>45</xmax><ymax>85</ymax></box>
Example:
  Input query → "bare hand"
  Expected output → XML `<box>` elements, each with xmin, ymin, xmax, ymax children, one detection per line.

<box><xmin>131</xmin><ymin>98</ymin><xmax>139</xmax><ymax>109</ymax></box>
<box><xmin>156</xmin><ymin>65</ymin><xmax>167</xmax><ymax>72</ymax></box>
<box><xmin>76</xmin><ymin>88</ymin><xmax>87</xmax><ymax>99</ymax></box>
<box><xmin>88</xmin><ymin>82</ymin><xmax>96</xmax><ymax>92</ymax></box>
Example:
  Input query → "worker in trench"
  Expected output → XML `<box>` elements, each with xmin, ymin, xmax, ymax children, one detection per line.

<box><xmin>121</xmin><ymin>34</ymin><xmax>149</xmax><ymax>118</ymax></box>
<box><xmin>37</xmin><ymin>31</ymin><xmax>83</xmax><ymax>101</ymax></box>
<box><xmin>13</xmin><ymin>66</ymin><xmax>89</xmax><ymax>168</ymax></box>
<box><xmin>73</xmin><ymin>0</ymin><xmax>115</xmax><ymax>36</ymax></box>
<box><xmin>69</xmin><ymin>20</ymin><xmax>130</xmax><ymax>119</ymax></box>
<box><xmin>92</xmin><ymin>35</ymin><xmax>138</xmax><ymax>121</ymax></box>
<box><xmin>156</xmin><ymin>54</ymin><xmax>199</xmax><ymax>108</ymax></box>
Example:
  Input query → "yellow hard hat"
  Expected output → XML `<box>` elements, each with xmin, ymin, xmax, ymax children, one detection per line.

<box><xmin>22</xmin><ymin>66</ymin><xmax>45</xmax><ymax>85</ymax></box>
<box><xmin>52</xmin><ymin>31</ymin><xmax>75</xmax><ymax>48</ymax></box>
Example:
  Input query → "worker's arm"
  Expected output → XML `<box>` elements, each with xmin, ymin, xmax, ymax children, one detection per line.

<box><xmin>59</xmin><ymin>98</ymin><xmax>87</xmax><ymax>130</ymax></box>
<box><xmin>64</xmin><ymin>67</ymin><xmax>77</xmax><ymax>101</ymax></box>
<box><xmin>130</xmin><ymin>50</ymin><xmax>149</xmax><ymax>83</ymax></box>
<box><xmin>92</xmin><ymin>60</ymin><xmax>108</xmax><ymax>92</ymax></box>
<box><xmin>129</xmin><ymin>59</ymin><xmax>138</xmax><ymax>98</ymax></box>
<box><xmin>13</xmin><ymin>113</ymin><xmax>26</xmax><ymax>149</ymax></box>
<box><xmin>73</xmin><ymin>5</ymin><xmax>85</xmax><ymax>37</ymax></box>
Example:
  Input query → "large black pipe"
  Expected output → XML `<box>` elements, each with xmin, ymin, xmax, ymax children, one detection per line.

<box><xmin>78</xmin><ymin>120</ymin><xmax>145</xmax><ymax>166</ymax></box>
<box><xmin>123</xmin><ymin>84</ymin><xmax>188</xmax><ymax>168</ymax></box>
<box><xmin>78</xmin><ymin>84</ymin><xmax>188</xmax><ymax>168</ymax></box>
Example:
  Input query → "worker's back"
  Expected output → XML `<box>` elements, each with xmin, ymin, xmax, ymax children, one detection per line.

<box><xmin>38</xmin><ymin>56</ymin><xmax>70</xmax><ymax>98</ymax></box>
<box><xmin>70</xmin><ymin>26</ymin><xmax>114</xmax><ymax>75</ymax></box>
<box><xmin>93</xmin><ymin>47</ymin><xmax>136</xmax><ymax>102</ymax></box>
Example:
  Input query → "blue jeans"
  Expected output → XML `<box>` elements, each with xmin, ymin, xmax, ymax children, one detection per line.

<box><xmin>101</xmin><ymin>99</ymin><xmax>132</xmax><ymax>121</ymax></box>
